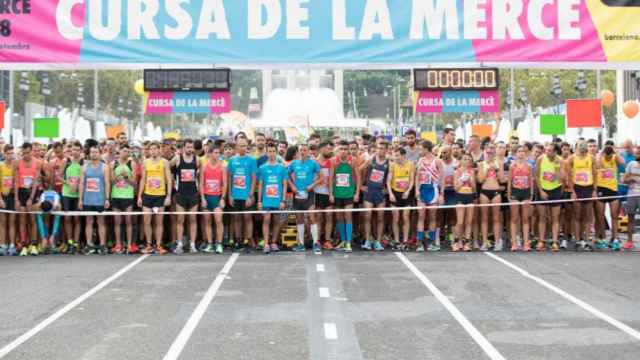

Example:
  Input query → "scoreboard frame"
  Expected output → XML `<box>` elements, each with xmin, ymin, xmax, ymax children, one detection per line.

<box><xmin>413</xmin><ymin>68</ymin><xmax>500</xmax><ymax>91</ymax></box>
<box><xmin>143</xmin><ymin>68</ymin><xmax>232</xmax><ymax>92</ymax></box>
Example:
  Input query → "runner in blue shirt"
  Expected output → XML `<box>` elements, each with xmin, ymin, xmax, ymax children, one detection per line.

<box><xmin>227</xmin><ymin>138</ymin><xmax>257</xmax><ymax>251</ymax></box>
<box><xmin>36</xmin><ymin>185</ymin><xmax>61</xmax><ymax>255</ymax></box>
<box><xmin>257</xmin><ymin>143</ymin><xmax>288</xmax><ymax>254</ymax></box>
<box><xmin>288</xmin><ymin>144</ymin><xmax>322</xmax><ymax>254</ymax></box>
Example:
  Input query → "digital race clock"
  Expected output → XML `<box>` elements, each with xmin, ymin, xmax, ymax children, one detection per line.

<box><xmin>144</xmin><ymin>69</ymin><xmax>231</xmax><ymax>92</ymax></box>
<box><xmin>414</xmin><ymin>68</ymin><xmax>499</xmax><ymax>91</ymax></box>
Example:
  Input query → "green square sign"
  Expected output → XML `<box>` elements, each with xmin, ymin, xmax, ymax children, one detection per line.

<box><xmin>540</xmin><ymin>115</ymin><xmax>566</xmax><ymax>135</ymax></box>
<box><xmin>33</xmin><ymin>117</ymin><xmax>60</xmax><ymax>138</ymax></box>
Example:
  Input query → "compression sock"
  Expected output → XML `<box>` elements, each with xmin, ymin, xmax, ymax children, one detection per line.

<box><xmin>346</xmin><ymin>223</ymin><xmax>353</xmax><ymax>244</ymax></box>
<box><xmin>297</xmin><ymin>224</ymin><xmax>305</xmax><ymax>245</ymax></box>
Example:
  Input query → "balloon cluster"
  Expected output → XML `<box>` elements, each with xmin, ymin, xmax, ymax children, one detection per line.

<box><xmin>601</xmin><ymin>89</ymin><xmax>638</xmax><ymax>119</ymax></box>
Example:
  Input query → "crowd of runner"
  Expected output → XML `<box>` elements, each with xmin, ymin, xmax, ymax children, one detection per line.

<box><xmin>0</xmin><ymin>129</ymin><xmax>638</xmax><ymax>257</ymax></box>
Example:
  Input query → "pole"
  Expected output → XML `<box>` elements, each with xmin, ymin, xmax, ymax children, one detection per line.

<box><xmin>93</xmin><ymin>70</ymin><xmax>99</xmax><ymax>138</ymax></box>
<box><xmin>596</xmin><ymin>69</ymin><xmax>603</xmax><ymax>144</ymax></box>
<box><xmin>509</xmin><ymin>68</ymin><xmax>515</xmax><ymax>130</ymax></box>
<box><xmin>9</xmin><ymin>71</ymin><xmax>13</xmax><ymax>143</ymax></box>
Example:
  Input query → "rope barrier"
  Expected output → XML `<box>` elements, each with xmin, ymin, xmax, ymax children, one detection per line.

<box><xmin>0</xmin><ymin>193</ymin><xmax>637</xmax><ymax>217</ymax></box>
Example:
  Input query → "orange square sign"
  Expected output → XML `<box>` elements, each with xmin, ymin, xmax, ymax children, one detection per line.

<box><xmin>566</xmin><ymin>99</ymin><xmax>601</xmax><ymax>128</ymax></box>
<box><xmin>472</xmin><ymin>124</ymin><xmax>493</xmax><ymax>139</ymax></box>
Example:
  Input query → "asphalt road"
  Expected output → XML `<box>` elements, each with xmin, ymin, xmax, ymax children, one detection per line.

<box><xmin>0</xmin><ymin>247</ymin><xmax>639</xmax><ymax>360</ymax></box>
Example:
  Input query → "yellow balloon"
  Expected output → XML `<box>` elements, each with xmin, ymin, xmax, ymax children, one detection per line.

<box><xmin>134</xmin><ymin>79</ymin><xmax>145</xmax><ymax>96</ymax></box>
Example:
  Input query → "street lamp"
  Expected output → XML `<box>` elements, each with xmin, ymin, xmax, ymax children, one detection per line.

<box><xmin>550</xmin><ymin>75</ymin><xmax>562</xmax><ymax>115</ymax></box>
<box><xmin>574</xmin><ymin>71</ymin><xmax>587</xmax><ymax>97</ymax></box>
<box><xmin>39</xmin><ymin>72</ymin><xmax>51</xmax><ymax>116</ymax></box>
<box><xmin>77</xmin><ymin>82</ymin><xmax>85</xmax><ymax>112</ymax></box>
<box><xmin>18</xmin><ymin>72</ymin><xmax>30</xmax><ymax>135</ymax></box>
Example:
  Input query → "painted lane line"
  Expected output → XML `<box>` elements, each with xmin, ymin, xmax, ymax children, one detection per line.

<box><xmin>316</xmin><ymin>264</ymin><xmax>325</xmax><ymax>272</ymax></box>
<box><xmin>324</xmin><ymin>323</ymin><xmax>338</xmax><ymax>340</ymax></box>
<box><xmin>485</xmin><ymin>252</ymin><xmax>640</xmax><ymax>342</ymax></box>
<box><xmin>319</xmin><ymin>287</ymin><xmax>330</xmax><ymax>298</ymax></box>
<box><xmin>0</xmin><ymin>255</ymin><xmax>150</xmax><ymax>359</ymax></box>
<box><xmin>396</xmin><ymin>253</ymin><xmax>506</xmax><ymax>360</ymax></box>
<box><xmin>163</xmin><ymin>253</ymin><xmax>240</xmax><ymax>360</ymax></box>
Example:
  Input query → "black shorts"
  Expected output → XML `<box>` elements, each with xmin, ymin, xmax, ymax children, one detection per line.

<box><xmin>479</xmin><ymin>189</ymin><xmax>500</xmax><ymax>200</ymax></box>
<box><xmin>562</xmin><ymin>191</ymin><xmax>573</xmax><ymax>209</ymax></box>
<box><xmin>334</xmin><ymin>197</ymin><xmax>354</xmax><ymax>208</ymax></box>
<box><xmin>293</xmin><ymin>192</ymin><xmax>315</xmax><ymax>211</ymax></box>
<box><xmin>597</xmin><ymin>187</ymin><xmax>618</xmax><ymax>203</ymax></box>
<box><xmin>111</xmin><ymin>198</ymin><xmax>134</xmax><ymax>211</ymax></box>
<box><xmin>62</xmin><ymin>196</ymin><xmax>78</xmax><ymax>212</ymax></box>
<box><xmin>176</xmin><ymin>192</ymin><xmax>199</xmax><ymax>210</ymax></box>
<box><xmin>511</xmin><ymin>188</ymin><xmax>531</xmax><ymax>202</ymax></box>
<box><xmin>542</xmin><ymin>187</ymin><xmax>563</xmax><ymax>207</ymax></box>
<box><xmin>314</xmin><ymin>193</ymin><xmax>331</xmax><ymax>209</ymax></box>
<box><xmin>391</xmin><ymin>191</ymin><xmax>412</xmax><ymax>208</ymax></box>
<box><xmin>574</xmin><ymin>185</ymin><xmax>594</xmax><ymax>200</ymax></box>
<box><xmin>84</xmin><ymin>205</ymin><xmax>105</xmax><ymax>213</ymax></box>
<box><xmin>17</xmin><ymin>188</ymin><xmax>31</xmax><ymax>208</ymax></box>
<box><xmin>232</xmin><ymin>199</ymin><xmax>255</xmax><ymax>212</ymax></box>
<box><xmin>456</xmin><ymin>193</ymin><xmax>475</xmax><ymax>205</ymax></box>
<box><xmin>142</xmin><ymin>194</ymin><xmax>166</xmax><ymax>209</ymax></box>
<box><xmin>2</xmin><ymin>194</ymin><xmax>15</xmax><ymax>211</ymax></box>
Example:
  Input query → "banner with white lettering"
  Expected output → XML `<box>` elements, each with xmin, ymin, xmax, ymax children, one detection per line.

<box><xmin>1</xmin><ymin>0</ymin><xmax>639</xmax><ymax>64</ymax></box>
<box><xmin>145</xmin><ymin>91</ymin><xmax>231</xmax><ymax>114</ymax></box>
<box><xmin>415</xmin><ymin>91</ymin><xmax>500</xmax><ymax>113</ymax></box>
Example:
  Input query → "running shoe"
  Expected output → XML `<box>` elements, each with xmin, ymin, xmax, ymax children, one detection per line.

<box><xmin>97</xmin><ymin>246</ymin><xmax>108</xmax><ymax>255</ymax></box>
<box><xmin>536</xmin><ymin>242</ymin><xmax>546</xmax><ymax>251</ymax></box>
<box><xmin>0</xmin><ymin>245</ymin><xmax>6</xmax><ymax>256</ymax></box>
<box><xmin>452</xmin><ymin>242</ymin><xmax>461</xmax><ymax>252</ymax></box>
<box><xmin>551</xmin><ymin>242</ymin><xmax>559</xmax><ymax>252</ymax></box>
<box><xmin>83</xmin><ymin>245</ymin><xmax>97</xmax><ymax>255</ymax></box>
<box><xmin>523</xmin><ymin>241</ymin><xmax>531</xmax><ymax>252</ymax></box>
<box><xmin>141</xmin><ymin>245</ymin><xmax>155</xmax><ymax>254</ymax></box>
<box><xmin>156</xmin><ymin>246</ymin><xmax>169</xmax><ymax>255</ymax></box>
<box><xmin>203</xmin><ymin>244</ymin><xmax>215</xmax><ymax>253</ymax></box>
<box><xmin>215</xmin><ymin>243</ymin><xmax>224</xmax><ymax>254</ymax></box>
<box><xmin>29</xmin><ymin>245</ymin><xmax>39</xmax><ymax>256</ymax></box>
<box><xmin>611</xmin><ymin>239</ymin><xmax>621</xmax><ymax>252</ymax></box>
<box><xmin>19</xmin><ymin>246</ymin><xmax>28</xmax><ymax>256</ymax></box>
<box><xmin>189</xmin><ymin>243</ymin><xmax>198</xmax><ymax>254</ymax></box>
<box><xmin>493</xmin><ymin>239</ymin><xmax>503</xmax><ymax>252</ymax></box>
<box><xmin>463</xmin><ymin>243</ymin><xmax>472</xmax><ymax>252</ymax></box>
<box><xmin>622</xmin><ymin>240</ymin><xmax>634</xmax><ymax>250</ymax></box>
<box><xmin>560</xmin><ymin>239</ymin><xmax>568</xmax><ymax>250</ymax></box>
<box><xmin>415</xmin><ymin>243</ymin><xmax>425</xmax><ymax>252</ymax></box>
<box><xmin>111</xmin><ymin>244</ymin><xmax>125</xmax><ymax>255</ymax></box>
<box><xmin>173</xmin><ymin>242</ymin><xmax>184</xmax><ymax>255</ymax></box>
<box><xmin>127</xmin><ymin>243</ymin><xmax>140</xmax><ymax>254</ymax></box>
<box><xmin>479</xmin><ymin>244</ymin><xmax>489</xmax><ymax>252</ymax></box>
<box><xmin>258</xmin><ymin>239</ymin><xmax>265</xmax><ymax>249</ymax></box>
<box><xmin>373</xmin><ymin>241</ymin><xmax>384</xmax><ymax>252</ymax></box>
<box><xmin>344</xmin><ymin>243</ymin><xmax>352</xmax><ymax>253</ymax></box>
<box><xmin>57</xmin><ymin>242</ymin><xmax>68</xmax><ymax>254</ymax></box>
<box><xmin>335</xmin><ymin>242</ymin><xmax>346</xmax><ymax>251</ymax></box>
<box><xmin>584</xmin><ymin>241</ymin><xmax>594</xmax><ymax>251</ymax></box>
<box><xmin>595</xmin><ymin>239</ymin><xmax>609</xmax><ymax>250</ymax></box>
<box><xmin>313</xmin><ymin>242</ymin><xmax>322</xmax><ymax>255</ymax></box>
<box><xmin>270</xmin><ymin>243</ymin><xmax>280</xmax><ymax>252</ymax></box>
<box><xmin>362</xmin><ymin>240</ymin><xmax>372</xmax><ymax>251</ymax></box>
<box><xmin>234</xmin><ymin>242</ymin><xmax>245</xmax><ymax>252</ymax></box>
<box><xmin>263</xmin><ymin>244</ymin><xmax>270</xmax><ymax>255</ymax></box>
<box><xmin>510</xmin><ymin>244</ymin><xmax>518</xmax><ymax>252</ymax></box>
<box><xmin>428</xmin><ymin>244</ymin><xmax>441</xmax><ymax>252</ymax></box>
<box><xmin>322</xmin><ymin>241</ymin><xmax>334</xmax><ymax>251</ymax></box>
<box><xmin>292</xmin><ymin>244</ymin><xmax>305</xmax><ymax>252</ymax></box>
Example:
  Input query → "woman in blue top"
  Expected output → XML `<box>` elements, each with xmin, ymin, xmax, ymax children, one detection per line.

<box><xmin>257</xmin><ymin>144</ymin><xmax>288</xmax><ymax>255</ymax></box>
<box><xmin>78</xmin><ymin>146</ymin><xmax>111</xmax><ymax>255</ymax></box>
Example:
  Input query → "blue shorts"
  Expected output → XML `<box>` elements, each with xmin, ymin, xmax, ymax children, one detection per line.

<box><xmin>419</xmin><ymin>184</ymin><xmax>437</xmax><ymax>205</ymax></box>
<box><xmin>364</xmin><ymin>188</ymin><xmax>385</xmax><ymax>206</ymax></box>
<box><xmin>204</xmin><ymin>195</ymin><xmax>222</xmax><ymax>211</ymax></box>
<box><xmin>443</xmin><ymin>189</ymin><xmax>456</xmax><ymax>206</ymax></box>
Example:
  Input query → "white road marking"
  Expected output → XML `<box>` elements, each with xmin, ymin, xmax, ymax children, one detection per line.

<box><xmin>0</xmin><ymin>255</ymin><xmax>150</xmax><ymax>359</ymax></box>
<box><xmin>324</xmin><ymin>323</ymin><xmax>338</xmax><ymax>340</ymax></box>
<box><xmin>163</xmin><ymin>253</ymin><xmax>240</xmax><ymax>360</ymax></box>
<box><xmin>316</xmin><ymin>264</ymin><xmax>325</xmax><ymax>272</ymax></box>
<box><xmin>396</xmin><ymin>253</ymin><xmax>506</xmax><ymax>360</ymax></box>
<box><xmin>319</xmin><ymin>287</ymin><xmax>330</xmax><ymax>298</ymax></box>
<box><xmin>485</xmin><ymin>252</ymin><xmax>640</xmax><ymax>342</ymax></box>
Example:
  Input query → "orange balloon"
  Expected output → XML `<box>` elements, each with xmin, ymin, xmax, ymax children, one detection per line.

<box><xmin>601</xmin><ymin>89</ymin><xmax>615</xmax><ymax>107</ymax></box>
<box><xmin>623</xmin><ymin>100</ymin><xmax>639</xmax><ymax>119</ymax></box>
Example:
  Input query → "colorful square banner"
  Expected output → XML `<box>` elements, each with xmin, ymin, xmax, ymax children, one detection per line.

<box><xmin>472</xmin><ymin>125</ymin><xmax>493</xmax><ymax>139</ymax></box>
<box><xmin>415</xmin><ymin>91</ymin><xmax>500</xmax><ymax>113</ymax></box>
<box><xmin>33</xmin><ymin>117</ymin><xmax>60</xmax><ymax>138</ymax></box>
<box><xmin>540</xmin><ymin>115</ymin><xmax>566</xmax><ymax>135</ymax></box>
<box><xmin>566</xmin><ymin>99</ymin><xmax>602</xmax><ymax>128</ymax></box>
<box><xmin>146</xmin><ymin>91</ymin><xmax>231</xmax><ymax>114</ymax></box>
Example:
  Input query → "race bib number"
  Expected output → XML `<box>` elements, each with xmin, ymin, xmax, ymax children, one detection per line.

<box><xmin>513</xmin><ymin>175</ymin><xmax>528</xmax><ymax>189</ymax></box>
<box><xmin>68</xmin><ymin>176</ymin><xmax>79</xmax><ymax>186</ymax></box>
<box><xmin>543</xmin><ymin>171</ymin><xmax>555</xmax><ymax>182</ymax></box>
<box><xmin>444</xmin><ymin>175</ymin><xmax>454</xmax><ymax>187</ymax></box>
<box><xmin>147</xmin><ymin>177</ymin><xmax>162</xmax><ymax>189</ymax></box>
<box><xmin>116</xmin><ymin>179</ymin><xmax>128</xmax><ymax>188</ymax></box>
<box><xmin>369</xmin><ymin>169</ymin><xmax>384</xmax><ymax>184</ymax></box>
<box><xmin>601</xmin><ymin>169</ymin><xmax>614</xmax><ymax>180</ymax></box>
<box><xmin>487</xmin><ymin>168</ymin><xmax>497</xmax><ymax>179</ymax></box>
<box><xmin>336</xmin><ymin>173</ymin><xmax>350</xmax><ymax>187</ymax></box>
<box><xmin>266</xmin><ymin>184</ymin><xmax>279</xmax><ymax>198</ymax></box>
<box><xmin>320</xmin><ymin>168</ymin><xmax>330</xmax><ymax>184</ymax></box>
<box><xmin>206</xmin><ymin>179</ymin><xmax>220</xmax><ymax>194</ymax></box>
<box><xmin>21</xmin><ymin>176</ymin><xmax>33</xmax><ymax>187</ymax></box>
<box><xmin>180</xmin><ymin>169</ymin><xmax>195</xmax><ymax>182</ymax></box>
<box><xmin>233</xmin><ymin>175</ymin><xmax>246</xmax><ymax>189</ymax></box>
<box><xmin>86</xmin><ymin>178</ymin><xmax>100</xmax><ymax>192</ymax></box>
<box><xmin>395</xmin><ymin>179</ymin><xmax>409</xmax><ymax>191</ymax></box>
<box><xmin>2</xmin><ymin>176</ymin><xmax>13</xmax><ymax>190</ymax></box>
<box><xmin>419</xmin><ymin>172</ymin><xmax>429</xmax><ymax>185</ymax></box>
<box><xmin>575</xmin><ymin>171</ymin><xmax>589</xmax><ymax>183</ymax></box>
